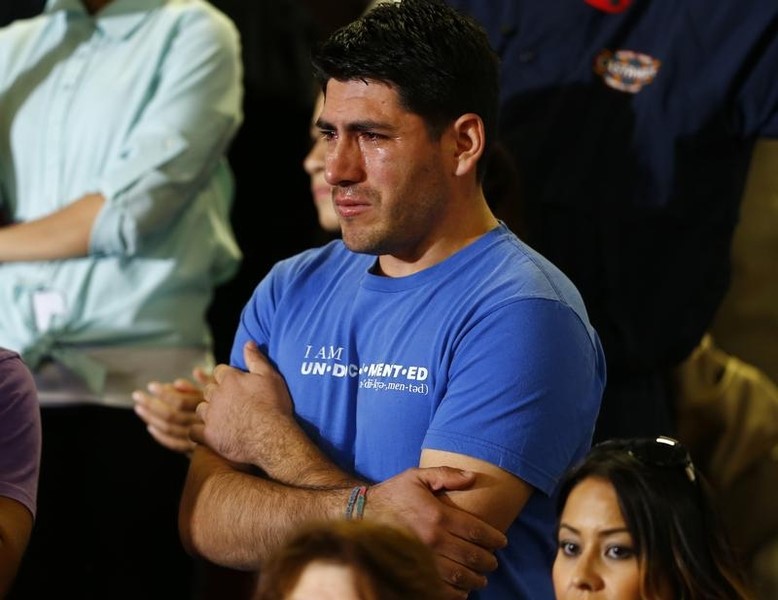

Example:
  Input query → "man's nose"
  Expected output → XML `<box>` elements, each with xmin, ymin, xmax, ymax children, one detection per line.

<box><xmin>325</xmin><ymin>137</ymin><xmax>365</xmax><ymax>186</ymax></box>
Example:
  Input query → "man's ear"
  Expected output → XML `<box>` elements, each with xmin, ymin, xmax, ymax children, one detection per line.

<box><xmin>452</xmin><ymin>113</ymin><xmax>485</xmax><ymax>177</ymax></box>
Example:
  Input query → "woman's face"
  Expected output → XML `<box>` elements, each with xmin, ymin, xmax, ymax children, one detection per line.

<box><xmin>287</xmin><ymin>560</ymin><xmax>361</xmax><ymax>600</ymax></box>
<box><xmin>303</xmin><ymin>93</ymin><xmax>340</xmax><ymax>234</ymax></box>
<box><xmin>553</xmin><ymin>476</ymin><xmax>644</xmax><ymax>600</ymax></box>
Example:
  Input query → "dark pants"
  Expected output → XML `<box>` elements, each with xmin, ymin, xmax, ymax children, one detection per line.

<box><xmin>8</xmin><ymin>405</ymin><xmax>195</xmax><ymax>600</ymax></box>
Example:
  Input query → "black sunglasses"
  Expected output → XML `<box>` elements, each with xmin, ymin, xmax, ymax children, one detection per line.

<box><xmin>594</xmin><ymin>435</ymin><xmax>697</xmax><ymax>483</ymax></box>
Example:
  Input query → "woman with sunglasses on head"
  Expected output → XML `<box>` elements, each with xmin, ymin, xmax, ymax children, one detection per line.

<box><xmin>553</xmin><ymin>436</ymin><xmax>753</xmax><ymax>600</ymax></box>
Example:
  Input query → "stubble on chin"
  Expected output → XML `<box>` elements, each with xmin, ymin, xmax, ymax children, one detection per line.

<box><xmin>340</xmin><ymin>225</ymin><xmax>387</xmax><ymax>256</ymax></box>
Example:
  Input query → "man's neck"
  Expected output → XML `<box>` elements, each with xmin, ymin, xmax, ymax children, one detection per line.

<box><xmin>377</xmin><ymin>206</ymin><xmax>500</xmax><ymax>278</ymax></box>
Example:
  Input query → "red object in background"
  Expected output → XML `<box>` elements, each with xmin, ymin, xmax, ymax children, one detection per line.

<box><xmin>585</xmin><ymin>0</ymin><xmax>632</xmax><ymax>13</ymax></box>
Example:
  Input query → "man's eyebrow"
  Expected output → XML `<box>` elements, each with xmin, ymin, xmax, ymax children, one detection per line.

<box><xmin>315</xmin><ymin>118</ymin><xmax>395</xmax><ymax>133</ymax></box>
<box><xmin>315</xmin><ymin>117</ymin><xmax>332</xmax><ymax>131</ymax></box>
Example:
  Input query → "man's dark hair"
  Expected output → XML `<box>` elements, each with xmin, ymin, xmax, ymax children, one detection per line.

<box><xmin>311</xmin><ymin>0</ymin><xmax>500</xmax><ymax>181</ymax></box>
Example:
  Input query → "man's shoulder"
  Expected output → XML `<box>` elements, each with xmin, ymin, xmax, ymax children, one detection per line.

<box><xmin>484</xmin><ymin>229</ymin><xmax>587</xmax><ymax>307</ymax></box>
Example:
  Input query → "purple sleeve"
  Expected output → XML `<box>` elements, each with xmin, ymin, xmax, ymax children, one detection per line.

<box><xmin>0</xmin><ymin>349</ymin><xmax>42</xmax><ymax>517</ymax></box>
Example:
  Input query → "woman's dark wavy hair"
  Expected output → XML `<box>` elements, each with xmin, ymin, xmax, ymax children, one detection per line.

<box><xmin>556</xmin><ymin>439</ymin><xmax>753</xmax><ymax>599</ymax></box>
<box><xmin>311</xmin><ymin>0</ymin><xmax>500</xmax><ymax>182</ymax></box>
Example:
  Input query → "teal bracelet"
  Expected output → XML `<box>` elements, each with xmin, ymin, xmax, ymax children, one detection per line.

<box><xmin>354</xmin><ymin>486</ymin><xmax>367</xmax><ymax>520</ymax></box>
<box><xmin>344</xmin><ymin>485</ymin><xmax>368</xmax><ymax>520</ymax></box>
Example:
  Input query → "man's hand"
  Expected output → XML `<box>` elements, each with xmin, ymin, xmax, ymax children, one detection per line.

<box><xmin>367</xmin><ymin>466</ymin><xmax>508</xmax><ymax>598</ymax></box>
<box><xmin>193</xmin><ymin>341</ymin><xmax>299</xmax><ymax>468</ymax></box>
<box><xmin>133</xmin><ymin>367</ymin><xmax>211</xmax><ymax>455</ymax></box>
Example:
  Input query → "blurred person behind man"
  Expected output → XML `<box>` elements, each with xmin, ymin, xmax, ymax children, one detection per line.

<box><xmin>704</xmin><ymin>140</ymin><xmax>778</xmax><ymax>598</ymax></box>
<box><xmin>0</xmin><ymin>0</ymin><xmax>243</xmax><ymax>597</ymax></box>
<box><xmin>445</xmin><ymin>0</ymin><xmax>778</xmax><ymax>444</ymax></box>
<box><xmin>205</xmin><ymin>0</ymin><xmax>322</xmax><ymax>365</ymax></box>
<box><xmin>444</xmin><ymin>3</ymin><xmax>778</xmax><ymax>595</ymax></box>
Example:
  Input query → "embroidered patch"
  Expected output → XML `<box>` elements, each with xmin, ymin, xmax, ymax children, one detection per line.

<box><xmin>594</xmin><ymin>49</ymin><xmax>661</xmax><ymax>93</ymax></box>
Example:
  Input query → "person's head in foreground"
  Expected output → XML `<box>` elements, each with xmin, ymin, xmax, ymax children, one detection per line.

<box><xmin>553</xmin><ymin>435</ymin><xmax>753</xmax><ymax>600</ymax></box>
<box><xmin>254</xmin><ymin>519</ymin><xmax>446</xmax><ymax>600</ymax></box>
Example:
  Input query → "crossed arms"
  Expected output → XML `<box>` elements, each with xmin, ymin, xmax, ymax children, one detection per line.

<box><xmin>177</xmin><ymin>341</ymin><xmax>533</xmax><ymax>598</ymax></box>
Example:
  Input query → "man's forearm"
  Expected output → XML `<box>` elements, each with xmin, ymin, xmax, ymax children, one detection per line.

<box><xmin>180</xmin><ymin>446</ymin><xmax>357</xmax><ymax>570</ymax></box>
<box><xmin>246</xmin><ymin>414</ymin><xmax>358</xmax><ymax>489</ymax></box>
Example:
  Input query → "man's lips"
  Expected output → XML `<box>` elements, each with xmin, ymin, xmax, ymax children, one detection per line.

<box><xmin>334</xmin><ymin>194</ymin><xmax>370</xmax><ymax>218</ymax></box>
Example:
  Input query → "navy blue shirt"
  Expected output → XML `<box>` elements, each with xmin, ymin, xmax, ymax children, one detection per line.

<box><xmin>448</xmin><ymin>0</ymin><xmax>778</xmax><ymax>437</ymax></box>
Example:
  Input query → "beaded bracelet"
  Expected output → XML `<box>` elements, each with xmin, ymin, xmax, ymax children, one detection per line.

<box><xmin>344</xmin><ymin>485</ymin><xmax>368</xmax><ymax>520</ymax></box>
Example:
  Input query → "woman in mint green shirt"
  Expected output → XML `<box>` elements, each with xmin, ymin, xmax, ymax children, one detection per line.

<box><xmin>0</xmin><ymin>0</ymin><xmax>242</xmax><ymax>596</ymax></box>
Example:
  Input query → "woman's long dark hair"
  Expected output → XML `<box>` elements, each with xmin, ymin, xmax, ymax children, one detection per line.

<box><xmin>556</xmin><ymin>439</ymin><xmax>753</xmax><ymax>599</ymax></box>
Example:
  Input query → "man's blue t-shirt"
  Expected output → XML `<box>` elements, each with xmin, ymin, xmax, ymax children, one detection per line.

<box><xmin>232</xmin><ymin>223</ymin><xmax>605</xmax><ymax>599</ymax></box>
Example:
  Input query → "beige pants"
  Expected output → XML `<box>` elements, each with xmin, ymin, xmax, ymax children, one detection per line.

<box><xmin>674</xmin><ymin>336</ymin><xmax>778</xmax><ymax>597</ymax></box>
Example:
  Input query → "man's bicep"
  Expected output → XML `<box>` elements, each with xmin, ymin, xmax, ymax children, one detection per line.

<box><xmin>419</xmin><ymin>448</ymin><xmax>533</xmax><ymax>532</ymax></box>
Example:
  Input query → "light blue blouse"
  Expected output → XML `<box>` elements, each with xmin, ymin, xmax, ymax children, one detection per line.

<box><xmin>0</xmin><ymin>0</ymin><xmax>243</xmax><ymax>402</ymax></box>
